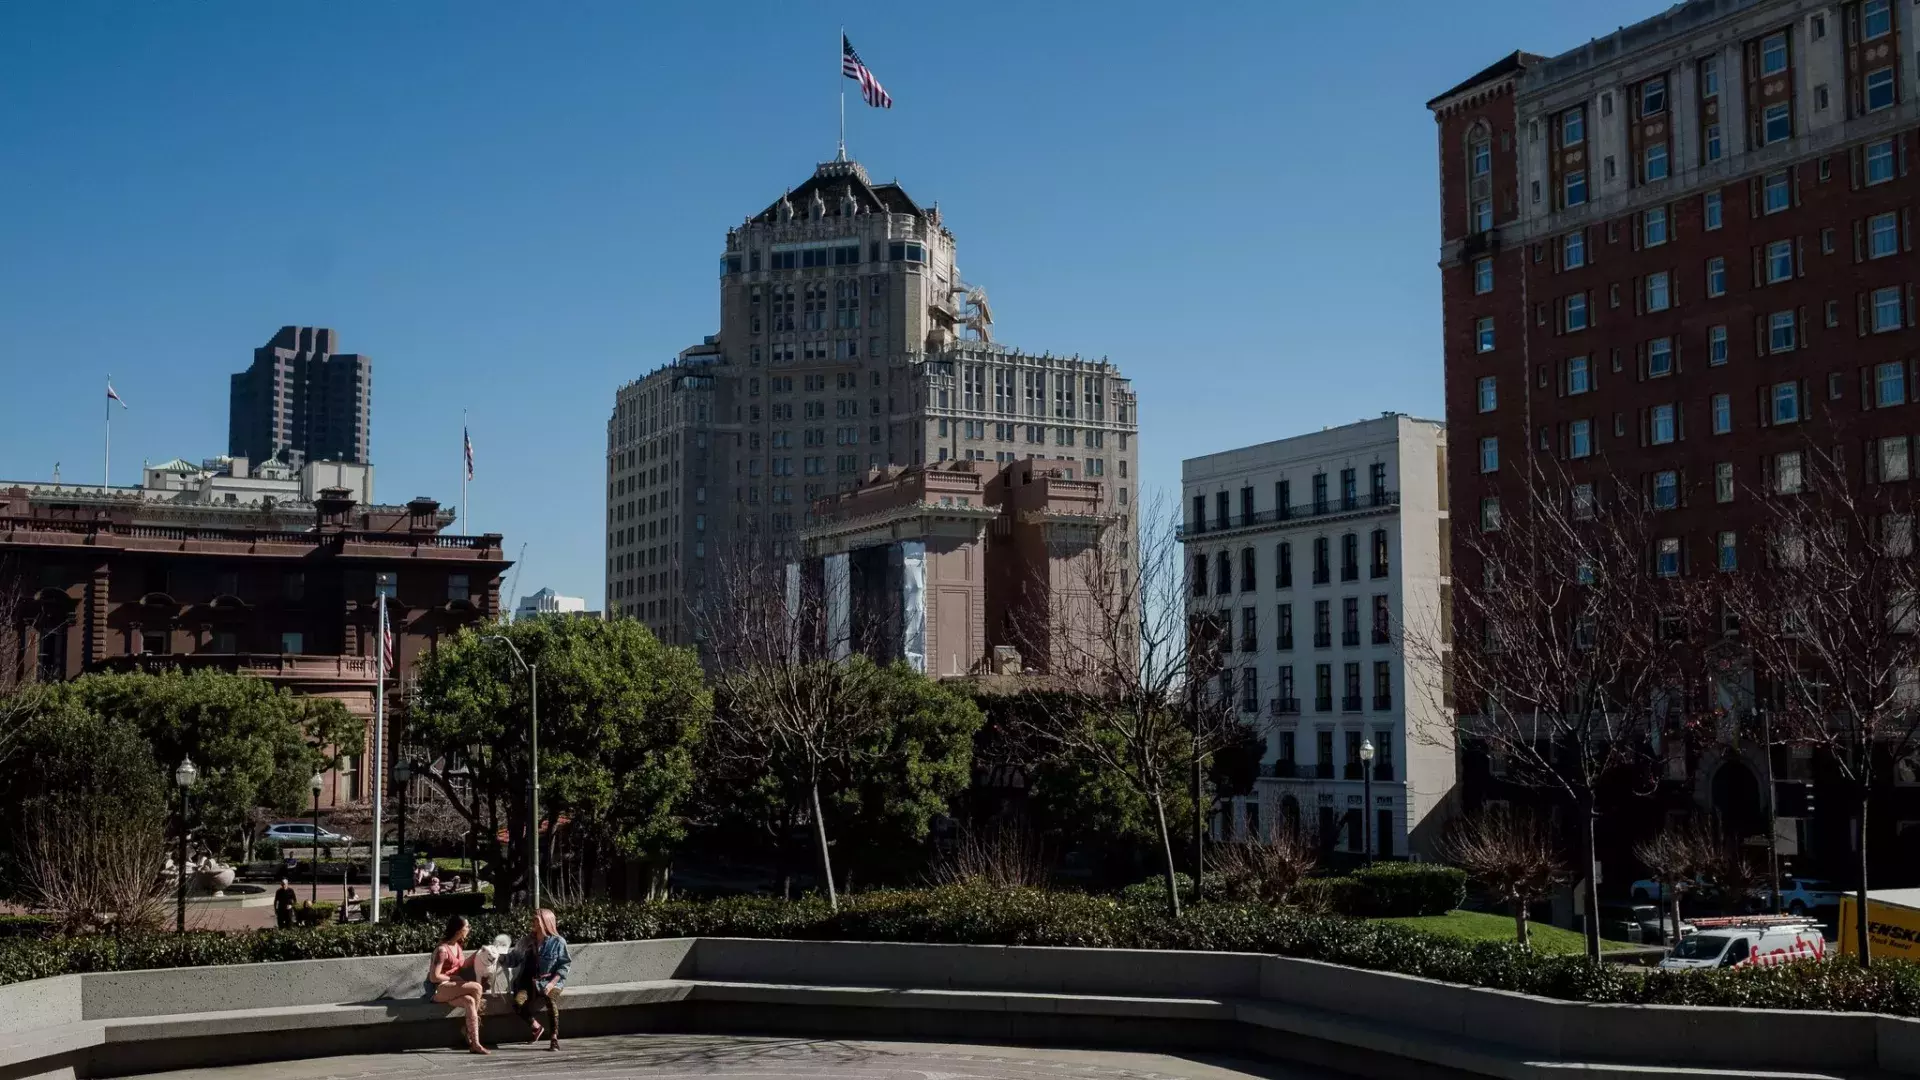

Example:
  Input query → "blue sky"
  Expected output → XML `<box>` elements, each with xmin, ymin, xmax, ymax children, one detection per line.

<box><xmin>0</xmin><ymin>0</ymin><xmax>1654</xmax><ymax>604</ymax></box>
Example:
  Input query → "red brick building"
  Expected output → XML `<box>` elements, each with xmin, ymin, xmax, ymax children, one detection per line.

<box><xmin>1432</xmin><ymin>0</ymin><xmax>1920</xmax><ymax>884</ymax></box>
<box><xmin>0</xmin><ymin>480</ymin><xmax>510</xmax><ymax>807</ymax></box>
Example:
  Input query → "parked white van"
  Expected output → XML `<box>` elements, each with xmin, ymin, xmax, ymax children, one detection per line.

<box><xmin>1656</xmin><ymin>916</ymin><xmax>1827</xmax><ymax>971</ymax></box>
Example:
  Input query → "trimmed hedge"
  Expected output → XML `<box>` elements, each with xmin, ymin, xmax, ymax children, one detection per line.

<box><xmin>1124</xmin><ymin>865</ymin><xmax>1464</xmax><ymax>918</ymax></box>
<box><xmin>2</xmin><ymin>886</ymin><xmax>1916</xmax><ymax>1017</ymax></box>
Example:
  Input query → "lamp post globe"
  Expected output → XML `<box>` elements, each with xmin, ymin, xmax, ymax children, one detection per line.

<box><xmin>1359</xmin><ymin>740</ymin><xmax>1376</xmax><ymax>866</ymax></box>
<box><xmin>174</xmin><ymin>756</ymin><xmax>196</xmax><ymax>933</ymax></box>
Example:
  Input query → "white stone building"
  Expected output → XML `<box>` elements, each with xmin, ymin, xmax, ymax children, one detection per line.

<box><xmin>514</xmin><ymin>588</ymin><xmax>592</xmax><ymax>622</ymax></box>
<box><xmin>1181</xmin><ymin>413</ymin><xmax>1454</xmax><ymax>858</ymax></box>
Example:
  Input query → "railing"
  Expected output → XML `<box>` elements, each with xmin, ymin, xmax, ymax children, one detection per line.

<box><xmin>1371</xmin><ymin>562</ymin><xmax>1390</xmax><ymax>579</ymax></box>
<box><xmin>1176</xmin><ymin>492</ymin><xmax>1402</xmax><ymax>538</ymax></box>
<box><xmin>1276</xmin><ymin>633</ymin><xmax>1294</xmax><ymax>650</ymax></box>
<box><xmin>1342</xmin><ymin>694</ymin><xmax>1363</xmax><ymax>712</ymax></box>
<box><xmin>1373</xmin><ymin>762</ymin><xmax>1396</xmax><ymax>782</ymax></box>
<box><xmin>1345</xmin><ymin>763</ymin><xmax>1365</xmax><ymax>781</ymax></box>
<box><xmin>1312</xmin><ymin>569</ymin><xmax>1331</xmax><ymax>585</ymax></box>
<box><xmin>1341</xmin><ymin>566</ymin><xmax>1359</xmax><ymax>582</ymax></box>
<box><xmin>1270</xmin><ymin>697</ymin><xmax>1300</xmax><ymax>716</ymax></box>
<box><xmin>1239</xmin><ymin>638</ymin><xmax>1258</xmax><ymax>654</ymax></box>
<box><xmin>1277</xmin><ymin>572</ymin><xmax>1292</xmax><ymax>588</ymax></box>
<box><xmin>1314</xmin><ymin>632</ymin><xmax>1332</xmax><ymax>648</ymax></box>
<box><xmin>1374</xmin><ymin>693</ymin><xmax>1394</xmax><ymax>710</ymax></box>
<box><xmin>1373</xmin><ymin>628</ymin><xmax>1391</xmax><ymax>645</ymax></box>
<box><xmin>0</xmin><ymin>516</ymin><xmax>498</xmax><ymax>551</ymax></box>
<box><xmin>1342</xmin><ymin>630</ymin><xmax>1360</xmax><ymax>647</ymax></box>
<box><xmin>98</xmin><ymin>653</ymin><xmax>379</xmax><ymax>680</ymax></box>
<box><xmin>1315</xmin><ymin>695</ymin><xmax>1333</xmax><ymax>713</ymax></box>
<box><xmin>1269</xmin><ymin>761</ymin><xmax>1310</xmax><ymax>779</ymax></box>
<box><xmin>1315</xmin><ymin>762</ymin><xmax>1335</xmax><ymax>779</ymax></box>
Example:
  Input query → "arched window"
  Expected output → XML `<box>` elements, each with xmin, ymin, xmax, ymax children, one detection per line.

<box><xmin>1466</xmin><ymin>121</ymin><xmax>1494</xmax><ymax>233</ymax></box>
<box><xmin>1371</xmin><ymin>529</ymin><xmax>1390</xmax><ymax>577</ymax></box>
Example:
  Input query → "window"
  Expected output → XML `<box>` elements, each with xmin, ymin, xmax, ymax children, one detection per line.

<box><xmin>1888</xmin><ymin>514</ymin><xmax>1915</xmax><ymax>556</ymax></box>
<box><xmin>1573</xmin><ymin>483</ymin><xmax>1596</xmax><ymax>519</ymax></box>
<box><xmin>1471</xmin><ymin>136</ymin><xmax>1491</xmax><ymax>177</ymax></box>
<box><xmin>1567</xmin><ymin>355</ymin><xmax>1591</xmax><ymax>393</ymax></box>
<box><xmin>1648</xmin><ymin>337</ymin><xmax>1674</xmax><ymax>377</ymax></box>
<box><xmin>1816</xmin><ymin>84</ymin><xmax>1831</xmax><ymax>111</ymax></box>
<box><xmin>1763</xmin><ymin>103</ymin><xmax>1792</xmax><ymax>144</ymax></box>
<box><xmin>281</xmin><ymin>631</ymin><xmax>304</xmax><ymax>654</ymax></box>
<box><xmin>1761</xmin><ymin>31</ymin><xmax>1788</xmax><ymax>76</ymax></box>
<box><xmin>1764</xmin><ymin>171</ymin><xmax>1790</xmax><ymax>213</ymax></box>
<box><xmin>1651</xmin><ymin>403</ymin><xmax>1677</xmax><ymax>444</ymax></box>
<box><xmin>1709</xmin><ymin>325</ymin><xmax>1728</xmax><ymax>365</ymax></box>
<box><xmin>1473</xmin><ymin>257</ymin><xmax>1493</xmax><ymax>294</ymax></box>
<box><xmin>1641</xmin><ymin>77</ymin><xmax>1667</xmax><ymax>116</ymax></box>
<box><xmin>1657</xmin><ymin>538</ymin><xmax>1682</xmax><ymax>577</ymax></box>
<box><xmin>1868</xmin><ymin>139</ymin><xmax>1896</xmax><ymax>185</ymax></box>
<box><xmin>1867</xmin><ymin>68</ymin><xmax>1896</xmax><ymax>112</ymax></box>
<box><xmin>1775</xmin><ymin>450</ymin><xmax>1805</xmax><ymax>494</ymax></box>
<box><xmin>1706</xmin><ymin>123</ymin><xmax>1724</xmax><ymax>162</ymax></box>
<box><xmin>1562</xmin><ymin>106</ymin><xmax>1585</xmax><ymax>145</ymax></box>
<box><xmin>1371</xmin><ymin>528</ymin><xmax>1389</xmax><ymax>575</ymax></box>
<box><xmin>1653</xmin><ymin>470</ymin><xmax>1679</xmax><ymax>510</ymax></box>
<box><xmin>1472</xmin><ymin>199</ymin><xmax>1493</xmax><ymax>233</ymax></box>
<box><xmin>1767</xmin><ymin>240</ymin><xmax>1794</xmax><ymax>283</ymax></box>
<box><xmin>1873</xmin><ymin>286</ymin><xmax>1903</xmax><ymax>333</ymax></box>
<box><xmin>1476</xmin><ymin>316</ymin><xmax>1495</xmax><ymax>352</ymax></box>
<box><xmin>1882</xmin><ymin>437</ymin><xmax>1912</xmax><ymax>481</ymax></box>
<box><xmin>1477</xmin><ymin>376</ymin><xmax>1497</xmax><ymax>412</ymax></box>
<box><xmin>1865</xmin><ymin>0</ymin><xmax>1892</xmax><ymax>38</ymax></box>
<box><xmin>1479</xmin><ymin>437</ymin><xmax>1499</xmax><ymax>473</ymax></box>
<box><xmin>446</xmin><ymin>574</ymin><xmax>470</xmax><ymax>603</ymax></box>
<box><xmin>1565</xmin><ymin>292</ymin><xmax>1589</xmax><ymax>331</ymax></box>
<box><xmin>1644</xmin><ymin>206</ymin><xmax>1668</xmax><ymax>246</ymax></box>
<box><xmin>1277</xmin><ymin>542</ymin><xmax>1293</xmax><ymax>587</ymax></box>
<box><xmin>1313</xmin><ymin>537</ymin><xmax>1330</xmax><ymax>583</ymax></box>
<box><xmin>1562</xmin><ymin>230</ymin><xmax>1587</xmax><ymax>269</ymax></box>
<box><xmin>1481</xmin><ymin>497</ymin><xmax>1502</xmax><ymax>532</ymax></box>
<box><xmin>1570</xmin><ymin>418</ymin><xmax>1592</xmax><ymax>458</ymax></box>
<box><xmin>1703</xmin><ymin>256</ymin><xmax>1726</xmax><ymax>298</ymax></box>
<box><xmin>1241</xmin><ymin>547</ymin><xmax>1257</xmax><ymax>592</ymax></box>
<box><xmin>1716</xmin><ymin>462</ymin><xmax>1735</xmax><ymax>503</ymax></box>
<box><xmin>1644</xmin><ymin>141</ymin><xmax>1669</xmax><ymax>182</ymax></box>
<box><xmin>1646</xmin><ymin>271</ymin><xmax>1671</xmax><ymax>311</ymax></box>
<box><xmin>1871</xmin><ymin>212</ymin><xmax>1899</xmax><ymax>259</ymax></box>
<box><xmin>1769</xmin><ymin>310</ymin><xmax>1797</xmax><ymax>352</ymax></box>
<box><xmin>1565</xmin><ymin>170</ymin><xmax>1588</xmax><ymax>207</ymax></box>
<box><xmin>1313</xmin><ymin>600</ymin><xmax>1331</xmax><ymax>646</ymax></box>
<box><xmin>1719</xmin><ymin>532</ymin><xmax>1739</xmax><ymax>571</ymax></box>
<box><xmin>1772</xmin><ymin>381</ymin><xmax>1801</xmax><ymax>423</ymax></box>
<box><xmin>283</xmin><ymin>572</ymin><xmax>306</xmax><ymax>602</ymax></box>
<box><xmin>1713</xmin><ymin>393</ymin><xmax>1732</xmax><ymax>433</ymax></box>
<box><xmin>1701</xmin><ymin>55</ymin><xmax>1720</xmax><ymax>97</ymax></box>
<box><xmin>1878</xmin><ymin>361</ymin><xmax>1907</xmax><ymax>407</ymax></box>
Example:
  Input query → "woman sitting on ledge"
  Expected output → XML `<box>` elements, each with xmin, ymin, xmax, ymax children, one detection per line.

<box><xmin>425</xmin><ymin>915</ymin><xmax>490</xmax><ymax>1055</ymax></box>
<box><xmin>514</xmin><ymin>908</ymin><xmax>570</xmax><ymax>1052</ymax></box>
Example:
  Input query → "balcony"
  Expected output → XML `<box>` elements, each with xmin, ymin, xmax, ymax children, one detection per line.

<box><xmin>1315</xmin><ymin>695</ymin><xmax>1333</xmax><ymax>712</ymax></box>
<box><xmin>1342</xmin><ymin>694</ymin><xmax>1363</xmax><ymax>712</ymax></box>
<box><xmin>1277</xmin><ymin>572</ymin><xmax>1293</xmax><ymax>588</ymax></box>
<box><xmin>1373</xmin><ymin>762</ymin><xmax>1396</xmax><ymax>782</ymax></box>
<box><xmin>1269</xmin><ymin>761</ymin><xmax>1310</xmax><ymax>779</ymax></box>
<box><xmin>1344</xmin><ymin>763</ymin><xmax>1365</xmax><ymax>781</ymax></box>
<box><xmin>1172</xmin><ymin>492</ymin><xmax>1403</xmax><ymax>539</ymax></box>
<box><xmin>1374</xmin><ymin>692</ymin><xmax>1393</xmax><ymax>710</ymax></box>
<box><xmin>1314</xmin><ymin>632</ymin><xmax>1332</xmax><ymax>649</ymax></box>
<box><xmin>1373</xmin><ymin>627</ymin><xmax>1391</xmax><ymax>645</ymax></box>
<box><xmin>1239</xmin><ymin>638</ymin><xmax>1258</xmax><ymax>654</ymax></box>
<box><xmin>1369</xmin><ymin>488</ymin><xmax>1389</xmax><ymax>506</ymax></box>
<box><xmin>1315</xmin><ymin>762</ymin><xmax>1335</xmax><ymax>779</ymax></box>
<box><xmin>1342</xmin><ymin>630</ymin><xmax>1360</xmax><ymax>647</ymax></box>
<box><xmin>1341</xmin><ymin>565</ymin><xmax>1359</xmax><ymax>582</ymax></box>
<box><xmin>1270</xmin><ymin>697</ymin><xmax>1301</xmax><ymax>716</ymax></box>
<box><xmin>1312</xmin><ymin>569</ymin><xmax>1331</xmax><ymax>585</ymax></box>
<box><xmin>1277</xmin><ymin>633</ymin><xmax>1294</xmax><ymax>650</ymax></box>
<box><xmin>1371</xmin><ymin>561</ymin><xmax>1390</xmax><ymax>579</ymax></box>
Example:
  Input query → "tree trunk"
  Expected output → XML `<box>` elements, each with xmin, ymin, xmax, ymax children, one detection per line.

<box><xmin>1855</xmin><ymin>786</ymin><xmax>1872</xmax><ymax>969</ymax></box>
<box><xmin>1151</xmin><ymin>789</ymin><xmax>1182</xmax><ymax>920</ymax></box>
<box><xmin>1513</xmin><ymin>902</ymin><xmax>1530</xmax><ymax>948</ymax></box>
<box><xmin>1668</xmin><ymin>892</ymin><xmax>1682</xmax><ymax>947</ymax></box>
<box><xmin>810</xmin><ymin>778</ymin><xmax>838</xmax><ymax>912</ymax></box>
<box><xmin>1581</xmin><ymin>798</ymin><xmax>1602</xmax><ymax>963</ymax></box>
<box><xmin>1191</xmin><ymin>749</ymin><xmax>1204</xmax><ymax>907</ymax></box>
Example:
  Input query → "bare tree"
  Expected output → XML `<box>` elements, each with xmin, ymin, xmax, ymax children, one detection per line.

<box><xmin>1006</xmin><ymin>492</ymin><xmax>1262</xmax><ymax>917</ymax></box>
<box><xmin>1718</xmin><ymin>445</ymin><xmax>1920</xmax><ymax>967</ymax></box>
<box><xmin>0</xmin><ymin>569</ymin><xmax>53</xmax><ymax>771</ymax></box>
<box><xmin>1634</xmin><ymin>817</ymin><xmax>1718</xmax><ymax>944</ymax></box>
<box><xmin>697</xmin><ymin>549</ymin><xmax>890</xmax><ymax>911</ymax></box>
<box><xmin>18</xmin><ymin>797</ymin><xmax>170</xmax><ymax>935</ymax></box>
<box><xmin>931</xmin><ymin>819</ymin><xmax>1050</xmax><ymax>890</ymax></box>
<box><xmin>1208</xmin><ymin>818</ymin><xmax>1319</xmax><ymax>906</ymax></box>
<box><xmin>1439</xmin><ymin>806</ymin><xmax>1566</xmax><ymax>947</ymax></box>
<box><xmin>1705</xmin><ymin>833</ymin><xmax>1769</xmax><ymax>915</ymax></box>
<box><xmin>1407</xmin><ymin>460</ymin><xmax>1706</xmax><ymax>960</ymax></box>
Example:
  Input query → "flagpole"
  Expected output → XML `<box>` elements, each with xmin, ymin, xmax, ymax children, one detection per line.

<box><xmin>461</xmin><ymin>410</ymin><xmax>469</xmax><ymax>533</ymax></box>
<box><xmin>370</xmin><ymin>592</ymin><xmax>385</xmax><ymax>925</ymax></box>
<box><xmin>838</xmin><ymin>26</ymin><xmax>846</xmax><ymax>161</ymax></box>
<box><xmin>104</xmin><ymin>376</ymin><xmax>110</xmax><ymax>487</ymax></box>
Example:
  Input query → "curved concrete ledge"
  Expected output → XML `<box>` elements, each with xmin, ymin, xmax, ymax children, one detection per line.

<box><xmin>1</xmin><ymin>938</ymin><xmax>1912</xmax><ymax>1080</ymax></box>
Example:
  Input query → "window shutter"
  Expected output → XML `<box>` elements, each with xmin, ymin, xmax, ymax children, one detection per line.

<box><xmin>1862</xmin><ymin>367</ymin><xmax>1873</xmax><ymax>409</ymax></box>
<box><xmin>1757</xmin><ymin>386</ymin><xmax>1771</xmax><ymax>427</ymax></box>
<box><xmin>1636</xmin><ymin>341</ymin><xmax>1647</xmax><ymax>379</ymax></box>
<box><xmin>1755</xmin><ymin>315</ymin><xmax>1767</xmax><ymax>356</ymax></box>
<box><xmin>1795</xmin><ymin>237</ymin><xmax>1805</xmax><ymax>277</ymax></box>
<box><xmin>1672</xmin><ymin>270</ymin><xmax>1681</xmax><ymax>306</ymax></box>
<box><xmin>1854</xmin><ymin>220</ymin><xmax>1865</xmax><ymax>263</ymax></box>
<box><xmin>1677</xmin><ymin>404</ymin><xmax>1686</xmax><ymax>441</ymax></box>
<box><xmin>1905</xmin><ymin>207</ymin><xmax>1914</xmax><ymax>253</ymax></box>
<box><xmin>1850</xmin><ymin>146</ymin><xmax>1863</xmax><ymax>190</ymax></box>
<box><xmin>1633</xmin><ymin>275</ymin><xmax>1644</xmax><ymax>314</ymax></box>
<box><xmin>1640</xmin><ymin>407</ymin><xmax>1650</xmax><ymax>445</ymax></box>
<box><xmin>1792</xmin><ymin>167</ymin><xmax>1802</xmax><ymax>207</ymax></box>
<box><xmin>1860</xmin><ymin>293</ymin><xmax>1870</xmax><ymax>337</ymax></box>
<box><xmin>1799</xmin><ymin>307</ymin><xmax>1810</xmax><ymax>348</ymax></box>
<box><xmin>1751</xmin><ymin>246</ymin><xmax>1763</xmax><ymax>287</ymax></box>
<box><xmin>1632</xmin><ymin>216</ymin><xmax>1643</xmax><ymax>251</ymax></box>
<box><xmin>1908</xmin><ymin>284</ymin><xmax>1916</xmax><ymax>328</ymax></box>
<box><xmin>1675</xmin><ymin>341</ymin><xmax>1684</xmax><ymax>373</ymax></box>
<box><xmin>1587</xmin><ymin>225</ymin><xmax>1597</xmax><ymax>265</ymax></box>
<box><xmin>1750</xmin><ymin>176</ymin><xmax>1762</xmax><ymax>215</ymax></box>
<box><xmin>1902</xmin><ymin>133</ymin><xmax>1912</xmax><ymax>177</ymax></box>
<box><xmin>1680</xmin><ymin>468</ymin><xmax>1689</xmax><ymax>507</ymax></box>
<box><xmin>1866</xmin><ymin>439</ymin><xmax>1880</xmax><ymax>484</ymax></box>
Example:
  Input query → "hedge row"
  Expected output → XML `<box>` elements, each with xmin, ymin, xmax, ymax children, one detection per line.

<box><xmin>2</xmin><ymin>886</ymin><xmax>1916</xmax><ymax>1016</ymax></box>
<box><xmin>1121</xmin><ymin>864</ymin><xmax>1468</xmax><ymax>918</ymax></box>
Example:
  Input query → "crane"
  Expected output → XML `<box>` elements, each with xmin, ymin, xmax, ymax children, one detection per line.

<box><xmin>503</xmin><ymin>542</ymin><xmax>528</xmax><ymax>623</ymax></box>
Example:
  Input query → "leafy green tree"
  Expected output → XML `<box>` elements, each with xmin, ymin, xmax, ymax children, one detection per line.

<box><xmin>409</xmin><ymin>616</ymin><xmax>709</xmax><ymax>905</ymax></box>
<box><xmin>54</xmin><ymin>670</ymin><xmax>356</xmax><ymax>853</ymax></box>
<box><xmin>830</xmin><ymin>663</ymin><xmax>982</xmax><ymax>881</ymax></box>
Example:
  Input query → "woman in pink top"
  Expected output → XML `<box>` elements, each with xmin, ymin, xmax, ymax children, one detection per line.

<box><xmin>425</xmin><ymin>915</ymin><xmax>489</xmax><ymax>1054</ymax></box>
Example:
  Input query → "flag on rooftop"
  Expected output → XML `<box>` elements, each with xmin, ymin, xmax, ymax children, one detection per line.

<box><xmin>843</xmin><ymin>35</ymin><xmax>891</xmax><ymax>109</ymax></box>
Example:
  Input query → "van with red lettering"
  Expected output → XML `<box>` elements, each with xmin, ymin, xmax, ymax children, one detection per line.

<box><xmin>1656</xmin><ymin>916</ymin><xmax>1827</xmax><ymax>971</ymax></box>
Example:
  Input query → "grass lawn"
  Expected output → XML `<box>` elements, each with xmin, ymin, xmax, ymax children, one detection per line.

<box><xmin>1382</xmin><ymin>910</ymin><xmax>1635</xmax><ymax>955</ymax></box>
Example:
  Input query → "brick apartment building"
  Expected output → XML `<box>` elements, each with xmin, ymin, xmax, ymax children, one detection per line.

<box><xmin>1432</xmin><ymin>0</ymin><xmax>1920</xmax><ymax>885</ymax></box>
<box><xmin>0</xmin><ymin>463</ymin><xmax>509</xmax><ymax>807</ymax></box>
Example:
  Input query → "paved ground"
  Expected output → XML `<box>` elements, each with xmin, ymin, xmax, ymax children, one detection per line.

<box><xmin>132</xmin><ymin>1035</ymin><xmax>1348</xmax><ymax>1080</ymax></box>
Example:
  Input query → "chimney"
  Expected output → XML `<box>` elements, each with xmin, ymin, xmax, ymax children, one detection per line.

<box><xmin>406</xmin><ymin>497</ymin><xmax>441</xmax><ymax>533</ymax></box>
<box><xmin>314</xmin><ymin>486</ymin><xmax>354</xmax><ymax>530</ymax></box>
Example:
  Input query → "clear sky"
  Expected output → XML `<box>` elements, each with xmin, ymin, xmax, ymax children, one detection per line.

<box><xmin>0</xmin><ymin>0</ymin><xmax>1656</xmax><ymax>605</ymax></box>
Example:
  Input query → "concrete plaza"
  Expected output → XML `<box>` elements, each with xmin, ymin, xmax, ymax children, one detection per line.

<box><xmin>128</xmin><ymin>1035</ymin><xmax>1345</xmax><ymax>1080</ymax></box>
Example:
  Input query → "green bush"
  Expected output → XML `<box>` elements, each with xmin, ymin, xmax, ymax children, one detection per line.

<box><xmin>0</xmin><ymin>916</ymin><xmax>54</xmax><ymax>940</ymax></box>
<box><xmin>1336</xmin><ymin>863</ymin><xmax>1467</xmax><ymax>918</ymax></box>
<box><xmin>2</xmin><ymin>885</ymin><xmax>1918</xmax><ymax>1017</ymax></box>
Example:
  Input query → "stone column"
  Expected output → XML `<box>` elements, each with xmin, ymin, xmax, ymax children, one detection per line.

<box><xmin>86</xmin><ymin>562</ymin><xmax>109</xmax><ymax>667</ymax></box>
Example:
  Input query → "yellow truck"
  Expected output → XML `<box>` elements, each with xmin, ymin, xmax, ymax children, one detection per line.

<box><xmin>1839</xmin><ymin>888</ymin><xmax>1920</xmax><ymax>961</ymax></box>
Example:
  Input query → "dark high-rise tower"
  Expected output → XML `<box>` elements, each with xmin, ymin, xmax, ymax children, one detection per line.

<box><xmin>229</xmin><ymin>326</ymin><xmax>372</xmax><ymax>467</ymax></box>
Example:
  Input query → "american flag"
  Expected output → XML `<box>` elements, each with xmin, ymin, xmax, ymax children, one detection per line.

<box><xmin>379</xmin><ymin>597</ymin><xmax>394</xmax><ymax>675</ymax></box>
<box><xmin>842</xmin><ymin>35</ymin><xmax>891</xmax><ymax>109</ymax></box>
<box><xmin>463</xmin><ymin>425</ymin><xmax>474</xmax><ymax>481</ymax></box>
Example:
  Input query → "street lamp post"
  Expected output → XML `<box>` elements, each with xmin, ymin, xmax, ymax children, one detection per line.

<box><xmin>1359</xmin><ymin>739</ymin><xmax>1376</xmax><ymax>866</ymax></box>
<box><xmin>482</xmin><ymin>635</ymin><xmax>540</xmax><ymax>911</ymax></box>
<box><xmin>309</xmin><ymin>773</ymin><xmax>323</xmax><ymax>903</ymax></box>
<box><xmin>173</xmin><ymin>756</ymin><xmax>197</xmax><ymax>933</ymax></box>
<box><xmin>393</xmin><ymin>759</ymin><xmax>413</xmax><ymax>909</ymax></box>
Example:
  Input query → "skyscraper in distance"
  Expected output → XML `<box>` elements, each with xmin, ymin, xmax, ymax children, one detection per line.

<box><xmin>230</xmin><ymin>326</ymin><xmax>372</xmax><ymax>468</ymax></box>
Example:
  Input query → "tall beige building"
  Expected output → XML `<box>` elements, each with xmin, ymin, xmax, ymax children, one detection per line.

<box><xmin>606</xmin><ymin>158</ymin><xmax>1138</xmax><ymax>642</ymax></box>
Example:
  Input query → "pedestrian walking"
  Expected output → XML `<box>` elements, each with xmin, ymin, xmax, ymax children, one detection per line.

<box><xmin>513</xmin><ymin>908</ymin><xmax>569</xmax><ymax>1052</ymax></box>
<box><xmin>272</xmin><ymin>880</ymin><xmax>296</xmax><ymax>930</ymax></box>
<box><xmin>425</xmin><ymin>915</ymin><xmax>490</xmax><ymax>1055</ymax></box>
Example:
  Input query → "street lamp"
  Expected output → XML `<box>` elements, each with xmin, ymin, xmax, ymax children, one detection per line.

<box><xmin>482</xmin><ymin>634</ymin><xmax>540</xmax><ymax>911</ymax></box>
<box><xmin>309</xmin><ymin>772</ymin><xmax>324</xmax><ymax>903</ymax></box>
<box><xmin>1359</xmin><ymin>739</ymin><xmax>1376</xmax><ymax>866</ymax></box>
<box><xmin>173</xmin><ymin>756</ymin><xmax>197</xmax><ymax>933</ymax></box>
<box><xmin>393</xmin><ymin>759</ymin><xmax>413</xmax><ymax>908</ymax></box>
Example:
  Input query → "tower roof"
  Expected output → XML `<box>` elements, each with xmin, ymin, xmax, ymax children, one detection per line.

<box><xmin>750</xmin><ymin>159</ymin><xmax>923</xmax><ymax>224</ymax></box>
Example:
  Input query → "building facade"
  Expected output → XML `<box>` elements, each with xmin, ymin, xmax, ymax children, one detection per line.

<box><xmin>1432</xmin><ymin>0</ymin><xmax>1920</xmax><ymax>882</ymax></box>
<box><xmin>1181</xmin><ymin>415</ymin><xmax>1453</xmax><ymax>858</ymax></box>
<box><xmin>514</xmin><ymin>587</ymin><xmax>592</xmax><ymax>621</ymax></box>
<box><xmin>230</xmin><ymin>326</ymin><xmax>372</xmax><ymax>468</ymax></box>
<box><xmin>0</xmin><ymin>477</ymin><xmax>508</xmax><ymax>808</ymax></box>
<box><xmin>606</xmin><ymin>158</ymin><xmax>1138</xmax><ymax>642</ymax></box>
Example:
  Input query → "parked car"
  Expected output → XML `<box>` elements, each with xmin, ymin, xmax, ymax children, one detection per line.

<box><xmin>1598</xmin><ymin>903</ymin><xmax>1665</xmax><ymax>944</ymax></box>
<box><xmin>1657</xmin><ymin>916</ymin><xmax>1826</xmax><ymax>970</ymax></box>
<box><xmin>264</xmin><ymin>823</ymin><xmax>353</xmax><ymax>846</ymax></box>
<box><xmin>1776</xmin><ymin>876</ymin><xmax>1845</xmax><ymax>915</ymax></box>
